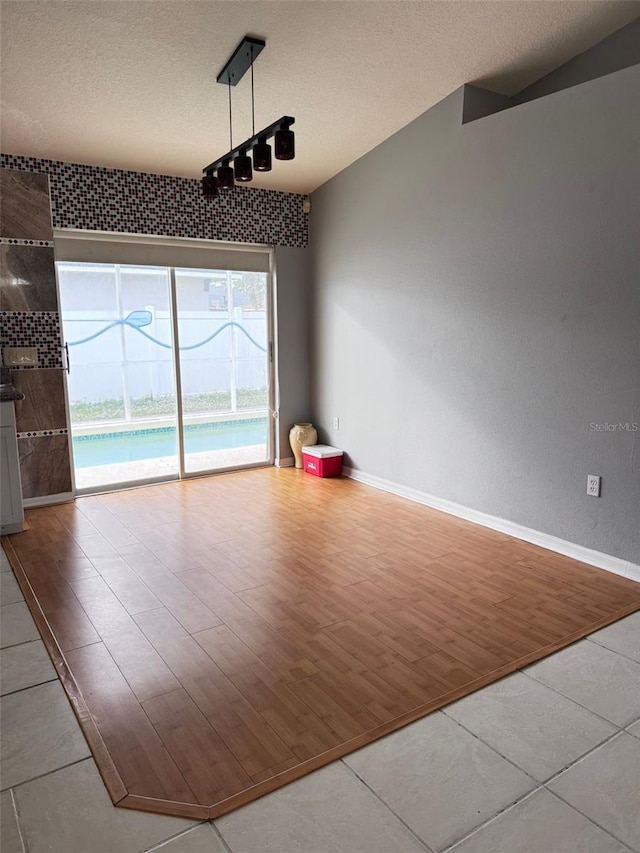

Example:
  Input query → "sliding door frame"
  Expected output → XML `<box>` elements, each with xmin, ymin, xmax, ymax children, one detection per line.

<box><xmin>54</xmin><ymin>229</ymin><xmax>276</xmax><ymax>495</ymax></box>
<box><xmin>168</xmin><ymin>267</ymin><xmax>187</xmax><ymax>480</ymax></box>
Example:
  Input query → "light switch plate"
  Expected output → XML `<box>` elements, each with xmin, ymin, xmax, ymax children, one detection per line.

<box><xmin>3</xmin><ymin>347</ymin><xmax>39</xmax><ymax>366</ymax></box>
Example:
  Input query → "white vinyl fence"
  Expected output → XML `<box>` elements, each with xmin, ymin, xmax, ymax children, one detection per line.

<box><xmin>64</xmin><ymin>309</ymin><xmax>268</xmax><ymax>409</ymax></box>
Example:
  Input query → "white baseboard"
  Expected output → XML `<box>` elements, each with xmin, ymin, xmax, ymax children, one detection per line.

<box><xmin>275</xmin><ymin>456</ymin><xmax>295</xmax><ymax>468</ymax></box>
<box><xmin>343</xmin><ymin>467</ymin><xmax>640</xmax><ymax>583</ymax></box>
<box><xmin>23</xmin><ymin>492</ymin><xmax>74</xmax><ymax>509</ymax></box>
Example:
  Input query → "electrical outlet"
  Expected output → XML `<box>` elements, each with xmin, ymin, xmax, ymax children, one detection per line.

<box><xmin>333</xmin><ymin>416</ymin><xmax>340</xmax><ymax>430</ymax></box>
<box><xmin>587</xmin><ymin>474</ymin><xmax>601</xmax><ymax>497</ymax></box>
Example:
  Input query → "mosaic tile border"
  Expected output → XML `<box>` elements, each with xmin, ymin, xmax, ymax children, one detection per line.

<box><xmin>0</xmin><ymin>237</ymin><xmax>54</xmax><ymax>247</ymax></box>
<box><xmin>1</xmin><ymin>311</ymin><xmax>63</xmax><ymax>369</ymax></box>
<box><xmin>1</xmin><ymin>154</ymin><xmax>308</xmax><ymax>248</ymax></box>
<box><xmin>17</xmin><ymin>428</ymin><xmax>68</xmax><ymax>439</ymax></box>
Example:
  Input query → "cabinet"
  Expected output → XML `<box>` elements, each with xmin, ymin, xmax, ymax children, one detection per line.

<box><xmin>1</xmin><ymin>401</ymin><xmax>24</xmax><ymax>534</ymax></box>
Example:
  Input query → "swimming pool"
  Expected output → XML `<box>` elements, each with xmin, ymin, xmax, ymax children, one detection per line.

<box><xmin>72</xmin><ymin>419</ymin><xmax>268</xmax><ymax>468</ymax></box>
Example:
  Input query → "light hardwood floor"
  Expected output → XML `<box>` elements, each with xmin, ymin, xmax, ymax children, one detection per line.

<box><xmin>4</xmin><ymin>468</ymin><xmax>640</xmax><ymax>819</ymax></box>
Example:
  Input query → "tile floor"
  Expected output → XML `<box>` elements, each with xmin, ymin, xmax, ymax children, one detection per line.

<box><xmin>1</xmin><ymin>543</ymin><xmax>639</xmax><ymax>853</ymax></box>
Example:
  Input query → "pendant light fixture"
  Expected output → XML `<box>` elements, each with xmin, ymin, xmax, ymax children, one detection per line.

<box><xmin>216</xmin><ymin>161</ymin><xmax>235</xmax><ymax>188</ymax></box>
<box><xmin>252</xmin><ymin>137</ymin><xmax>272</xmax><ymax>171</ymax></box>
<box><xmin>275</xmin><ymin>121</ymin><xmax>295</xmax><ymax>160</ymax></box>
<box><xmin>202</xmin><ymin>36</ymin><xmax>295</xmax><ymax>197</ymax></box>
<box><xmin>234</xmin><ymin>150</ymin><xmax>253</xmax><ymax>182</ymax></box>
<box><xmin>248</xmin><ymin>50</ymin><xmax>271</xmax><ymax>173</ymax></box>
<box><xmin>201</xmin><ymin>171</ymin><xmax>218</xmax><ymax>199</ymax></box>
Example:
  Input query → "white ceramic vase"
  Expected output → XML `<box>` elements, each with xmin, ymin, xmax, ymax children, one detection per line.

<box><xmin>289</xmin><ymin>423</ymin><xmax>318</xmax><ymax>468</ymax></box>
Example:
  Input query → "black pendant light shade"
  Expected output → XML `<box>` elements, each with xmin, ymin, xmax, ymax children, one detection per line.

<box><xmin>234</xmin><ymin>152</ymin><xmax>253</xmax><ymax>182</ymax></box>
<box><xmin>274</xmin><ymin>127</ymin><xmax>295</xmax><ymax>161</ymax></box>
<box><xmin>202</xmin><ymin>173</ymin><xmax>218</xmax><ymax>199</ymax></box>
<box><xmin>252</xmin><ymin>139</ymin><xmax>272</xmax><ymax>171</ymax></box>
<box><xmin>217</xmin><ymin>164</ymin><xmax>235</xmax><ymax>188</ymax></box>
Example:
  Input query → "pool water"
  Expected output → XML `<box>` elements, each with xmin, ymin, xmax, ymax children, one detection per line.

<box><xmin>72</xmin><ymin>419</ymin><xmax>268</xmax><ymax>468</ymax></box>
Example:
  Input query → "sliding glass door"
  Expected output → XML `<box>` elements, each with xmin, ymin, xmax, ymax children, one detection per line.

<box><xmin>57</xmin><ymin>256</ymin><xmax>272</xmax><ymax>492</ymax></box>
<box><xmin>174</xmin><ymin>267</ymin><xmax>270</xmax><ymax>474</ymax></box>
<box><xmin>58</xmin><ymin>263</ymin><xmax>178</xmax><ymax>491</ymax></box>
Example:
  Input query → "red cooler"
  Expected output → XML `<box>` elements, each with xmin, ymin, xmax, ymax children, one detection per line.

<box><xmin>301</xmin><ymin>445</ymin><xmax>343</xmax><ymax>477</ymax></box>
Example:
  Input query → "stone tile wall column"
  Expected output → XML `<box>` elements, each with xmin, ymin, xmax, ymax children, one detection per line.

<box><xmin>0</xmin><ymin>169</ymin><xmax>72</xmax><ymax>500</ymax></box>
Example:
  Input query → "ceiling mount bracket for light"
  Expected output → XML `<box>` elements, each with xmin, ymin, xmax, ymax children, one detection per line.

<box><xmin>216</xmin><ymin>36</ymin><xmax>265</xmax><ymax>87</ymax></box>
<box><xmin>202</xmin><ymin>35</ymin><xmax>295</xmax><ymax>199</ymax></box>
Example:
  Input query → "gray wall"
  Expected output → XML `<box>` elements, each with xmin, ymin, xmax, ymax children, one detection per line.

<box><xmin>274</xmin><ymin>246</ymin><xmax>311</xmax><ymax>461</ymax></box>
<box><xmin>514</xmin><ymin>16</ymin><xmax>640</xmax><ymax>106</ymax></box>
<box><xmin>309</xmin><ymin>64</ymin><xmax>640</xmax><ymax>562</ymax></box>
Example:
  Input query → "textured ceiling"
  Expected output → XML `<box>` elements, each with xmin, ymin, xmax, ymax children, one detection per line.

<box><xmin>1</xmin><ymin>1</ymin><xmax>638</xmax><ymax>194</ymax></box>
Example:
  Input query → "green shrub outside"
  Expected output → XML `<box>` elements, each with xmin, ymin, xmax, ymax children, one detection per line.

<box><xmin>70</xmin><ymin>388</ymin><xmax>268</xmax><ymax>424</ymax></box>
